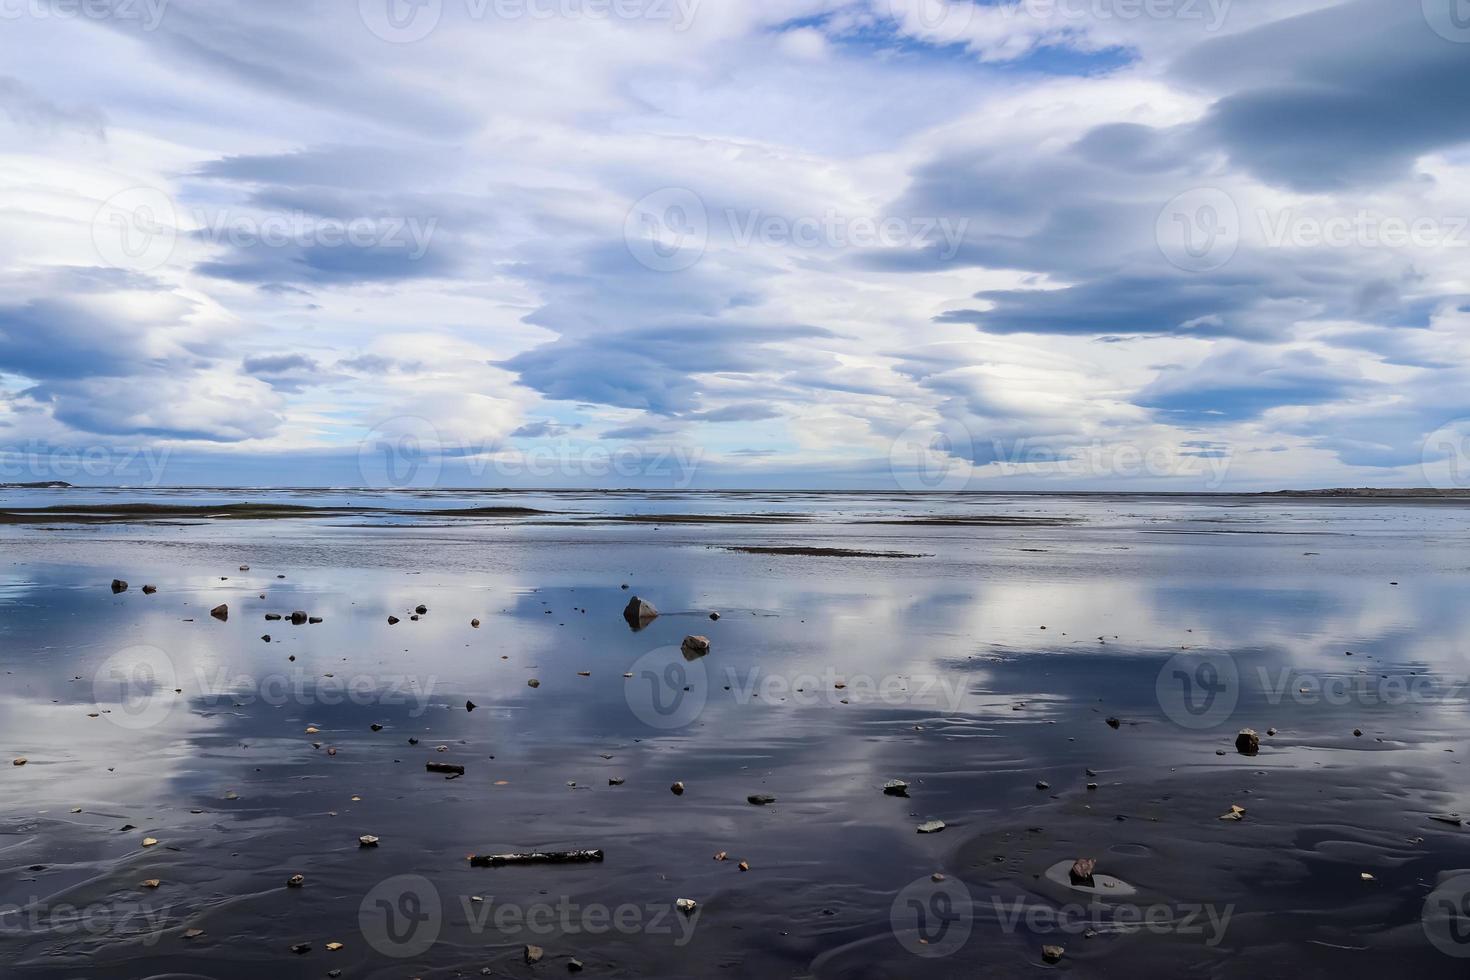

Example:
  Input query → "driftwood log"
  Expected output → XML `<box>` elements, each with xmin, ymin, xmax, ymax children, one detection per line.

<box><xmin>469</xmin><ymin>849</ymin><xmax>605</xmax><ymax>868</ymax></box>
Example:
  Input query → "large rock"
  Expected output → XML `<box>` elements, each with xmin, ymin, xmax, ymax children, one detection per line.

<box><xmin>1235</xmin><ymin>729</ymin><xmax>1260</xmax><ymax>756</ymax></box>
<box><xmin>111</xmin><ymin>579</ymin><xmax>128</xmax><ymax>593</ymax></box>
<box><xmin>623</xmin><ymin>596</ymin><xmax>659</xmax><ymax>629</ymax></box>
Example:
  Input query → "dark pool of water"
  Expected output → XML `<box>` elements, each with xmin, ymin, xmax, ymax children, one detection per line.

<box><xmin>3</xmin><ymin>492</ymin><xmax>1470</xmax><ymax>978</ymax></box>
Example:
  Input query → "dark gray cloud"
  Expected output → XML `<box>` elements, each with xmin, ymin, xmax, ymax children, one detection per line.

<box><xmin>1134</xmin><ymin>347</ymin><xmax>1361</xmax><ymax>422</ymax></box>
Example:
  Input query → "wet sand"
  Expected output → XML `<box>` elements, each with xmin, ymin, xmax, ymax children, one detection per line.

<box><xmin>3</xmin><ymin>491</ymin><xmax>1470</xmax><ymax>978</ymax></box>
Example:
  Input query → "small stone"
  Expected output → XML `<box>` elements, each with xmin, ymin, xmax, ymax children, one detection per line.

<box><xmin>287</xmin><ymin>874</ymin><xmax>305</xmax><ymax>888</ymax></box>
<box><xmin>142</xmin><ymin>585</ymin><xmax>157</xmax><ymax>594</ymax></box>
<box><xmin>671</xmin><ymin>781</ymin><xmax>685</xmax><ymax>795</ymax></box>
<box><xmin>675</xmin><ymin>898</ymin><xmax>698</xmax><ymax>915</ymax></box>
<box><xmin>325</xmin><ymin>942</ymin><xmax>344</xmax><ymax>952</ymax></box>
<box><xmin>11</xmin><ymin>758</ymin><xmax>25</xmax><ymax>767</ymax></box>
<box><xmin>568</xmin><ymin>959</ymin><xmax>584</xmax><ymax>972</ymax></box>
<box><xmin>682</xmin><ymin>635</ymin><xmax>711</xmax><ymax>655</ymax></box>
<box><xmin>142</xmin><ymin>837</ymin><xmax>158</xmax><ymax>847</ymax></box>
<box><xmin>1070</xmin><ymin>858</ymin><xmax>1096</xmax><ymax>886</ymax></box>
<box><xmin>917</xmin><ymin>819</ymin><xmax>946</xmax><ymax>834</ymax></box>
<box><xmin>140</xmin><ymin>879</ymin><xmax>161</xmax><ymax>889</ymax></box>
<box><xmin>210</xmin><ymin>604</ymin><xmax>228</xmax><ymax>621</ymax></box>
<box><xmin>1105</xmin><ymin>717</ymin><xmax>1120</xmax><ymax>729</ymax></box>
<box><xmin>415</xmin><ymin>604</ymin><xmax>428</xmax><ymax>615</ymax></box>
<box><xmin>111</xmin><ymin>579</ymin><xmax>128</xmax><ymax>593</ymax></box>
<box><xmin>387</xmin><ymin>616</ymin><xmax>400</xmax><ymax>625</ymax></box>
<box><xmin>527</xmin><ymin>678</ymin><xmax>540</xmax><ymax>688</ymax></box>
<box><xmin>1360</xmin><ymin>872</ymin><xmax>1375</xmax><ymax>882</ymax></box>
<box><xmin>290</xmin><ymin>943</ymin><xmax>311</xmax><ymax>955</ymax></box>
<box><xmin>609</xmin><ymin>777</ymin><xmax>624</xmax><ymax>786</ymax></box>
<box><xmin>184</xmin><ymin>928</ymin><xmax>204</xmax><ymax>939</ymax></box>
<box><xmin>1036</xmin><ymin>780</ymin><xmax>1050</xmax><ymax>790</ymax></box>
<box><xmin>882</xmin><ymin>779</ymin><xmax>910</xmax><ymax>797</ymax></box>
<box><xmin>1353</xmin><ymin>729</ymin><xmax>1363</xmax><ymax>737</ymax></box>
<box><xmin>1267</xmin><ymin>728</ymin><xmax>1278</xmax><ymax>736</ymax></box>
<box><xmin>710</xmin><ymin>612</ymin><xmax>720</xmax><ymax>621</ymax></box>
<box><xmin>466</xmin><ymin>700</ymin><xmax>477</xmax><ymax>712</ymax></box>
<box><xmin>1041</xmin><ymin>944</ymin><xmax>1065</xmax><ymax>964</ymax></box>
<box><xmin>738</xmin><ymin>860</ymin><xmax>750</xmax><ymax>872</ymax></box>
<box><xmin>747</xmin><ymin>793</ymin><xmax>776</xmax><ymax>805</ymax></box>
<box><xmin>471</xmin><ymin>619</ymin><xmax>481</xmax><ymax>628</ymax></box>
<box><xmin>931</xmin><ymin>872</ymin><xmax>945</xmax><ymax>882</ymax></box>
<box><xmin>524</xmin><ymin>944</ymin><xmax>544</xmax><ymax>964</ymax></box>
<box><xmin>1219</xmin><ymin>805</ymin><xmax>1246</xmax><ymax>821</ymax></box>
<box><xmin>623</xmin><ymin>596</ymin><xmax>659</xmax><ymax>627</ymax></box>
<box><xmin>359</xmin><ymin>835</ymin><xmax>379</xmax><ymax>847</ymax></box>
<box><xmin>289</xmin><ymin>611</ymin><xmax>308</xmax><ymax>625</ymax></box>
<box><xmin>370</xmin><ymin>723</ymin><xmax>383</xmax><ymax>732</ymax></box>
<box><xmin>1235</xmin><ymin>729</ymin><xmax>1260</xmax><ymax>756</ymax></box>
<box><xmin>714</xmin><ymin>851</ymin><xmax>728</xmax><ymax>861</ymax></box>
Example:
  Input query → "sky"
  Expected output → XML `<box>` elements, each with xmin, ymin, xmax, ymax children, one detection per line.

<box><xmin>1</xmin><ymin>0</ymin><xmax>1469</xmax><ymax>490</ymax></box>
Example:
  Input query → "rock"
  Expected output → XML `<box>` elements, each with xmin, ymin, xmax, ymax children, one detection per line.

<box><xmin>1041</xmin><ymin>944</ymin><xmax>1065</xmax><ymax>964</ymax></box>
<box><xmin>916</xmin><ymin>819</ymin><xmax>946</xmax><ymax>834</ymax></box>
<box><xmin>111</xmin><ymin>579</ymin><xmax>128</xmax><ymax>593</ymax></box>
<box><xmin>287</xmin><ymin>874</ymin><xmax>305</xmax><ymax>888</ymax></box>
<box><xmin>1266</xmin><ymin>727</ymin><xmax>1278</xmax><ymax>736</ymax></box>
<box><xmin>142</xmin><ymin>837</ymin><xmax>158</xmax><ymax>847</ymax></box>
<box><xmin>325</xmin><ymin>942</ymin><xmax>343</xmax><ymax>952</ymax></box>
<box><xmin>709</xmin><ymin>612</ymin><xmax>720</xmax><ymax>621</ymax></box>
<box><xmin>12</xmin><ymin>758</ymin><xmax>26</xmax><ymax>766</ymax></box>
<box><xmin>466</xmin><ymin>700</ymin><xmax>477</xmax><ymax>712</ymax></box>
<box><xmin>738</xmin><ymin>860</ymin><xmax>750</xmax><ymax>872</ymax></box>
<box><xmin>370</xmin><ymin>723</ymin><xmax>383</xmax><ymax>732</ymax></box>
<box><xmin>427</xmin><ymin>762</ymin><xmax>465</xmax><ymax>776</ymax></box>
<box><xmin>359</xmin><ymin>835</ymin><xmax>379</xmax><ymax>847</ymax></box>
<box><xmin>623</xmin><ymin>596</ymin><xmax>659</xmax><ymax>628</ymax></box>
<box><xmin>675</xmin><ymin>898</ymin><xmax>698</xmax><ymax>915</ymax></box>
<box><xmin>1069</xmin><ymin>858</ymin><xmax>1096</xmax><ymax>887</ymax></box>
<box><xmin>682</xmin><ymin>635</ymin><xmax>711</xmax><ymax>655</ymax></box>
<box><xmin>747</xmin><ymin>793</ymin><xmax>776</xmax><ymax>805</ymax></box>
<box><xmin>527</xmin><ymin>678</ymin><xmax>540</xmax><ymax>688</ymax></box>
<box><xmin>671</xmin><ymin>781</ymin><xmax>685</xmax><ymax>795</ymax></box>
<box><xmin>471</xmin><ymin>619</ymin><xmax>481</xmax><ymax>628</ymax></box>
<box><xmin>265</xmin><ymin>613</ymin><xmax>282</xmax><ymax>621</ymax></box>
<box><xmin>290</xmin><ymin>943</ymin><xmax>311</xmax><ymax>955</ymax></box>
<box><xmin>609</xmin><ymin>777</ymin><xmax>624</xmax><ymax>786</ymax></box>
<box><xmin>1086</xmin><ymin>782</ymin><xmax>1098</xmax><ymax>790</ymax></box>
<box><xmin>308</xmin><ymin>616</ymin><xmax>322</xmax><ymax>624</ymax></box>
<box><xmin>1353</xmin><ymin>728</ymin><xmax>1363</xmax><ymax>737</ymax></box>
<box><xmin>184</xmin><ymin>928</ymin><xmax>205</xmax><ymax>939</ymax></box>
<box><xmin>210</xmin><ymin>604</ymin><xmax>228</xmax><ymax>621</ymax></box>
<box><xmin>1360</xmin><ymin>872</ymin><xmax>1375</xmax><ymax>881</ymax></box>
<box><xmin>524</xmin><ymin>945</ymin><xmax>544</xmax><ymax>964</ymax></box>
<box><xmin>1430</xmin><ymin>814</ymin><xmax>1464</xmax><ymax>826</ymax></box>
<box><xmin>1105</xmin><ymin>717</ymin><xmax>1120</xmax><ymax>729</ymax></box>
<box><xmin>387</xmin><ymin>616</ymin><xmax>400</xmax><ymax>625</ymax></box>
<box><xmin>882</xmin><ymin>779</ymin><xmax>910</xmax><ymax>797</ymax></box>
<box><xmin>415</xmin><ymin>604</ymin><xmax>428</xmax><ymax>615</ymax></box>
<box><xmin>141</xmin><ymin>585</ymin><xmax>157</xmax><ymax>594</ymax></box>
<box><xmin>568</xmin><ymin>959</ymin><xmax>584</xmax><ymax>972</ymax></box>
<box><xmin>141</xmin><ymin>879</ymin><xmax>161</xmax><ymax>889</ymax></box>
<box><xmin>289</xmin><ymin>611</ymin><xmax>308</xmax><ymax>625</ymax></box>
<box><xmin>1219</xmin><ymin>805</ymin><xmax>1246</xmax><ymax>821</ymax></box>
<box><xmin>1235</xmin><ymin>729</ymin><xmax>1260</xmax><ymax>756</ymax></box>
<box><xmin>261</xmin><ymin>635</ymin><xmax>271</xmax><ymax>643</ymax></box>
<box><xmin>1036</xmin><ymin>781</ymin><xmax>1050</xmax><ymax>790</ymax></box>
<box><xmin>714</xmin><ymin>851</ymin><xmax>728</xmax><ymax>861</ymax></box>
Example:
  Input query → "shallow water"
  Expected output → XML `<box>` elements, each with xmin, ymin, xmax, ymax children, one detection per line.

<box><xmin>3</xmin><ymin>491</ymin><xmax>1470</xmax><ymax>978</ymax></box>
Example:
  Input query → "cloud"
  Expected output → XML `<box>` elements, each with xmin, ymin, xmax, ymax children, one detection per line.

<box><xmin>1134</xmin><ymin>346</ymin><xmax>1361</xmax><ymax>422</ymax></box>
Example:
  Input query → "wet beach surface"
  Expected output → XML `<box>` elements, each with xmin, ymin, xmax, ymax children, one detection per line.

<box><xmin>3</xmin><ymin>491</ymin><xmax>1470</xmax><ymax>978</ymax></box>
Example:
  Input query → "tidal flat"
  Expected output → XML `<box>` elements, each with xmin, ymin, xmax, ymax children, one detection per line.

<box><xmin>3</xmin><ymin>489</ymin><xmax>1470</xmax><ymax>978</ymax></box>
